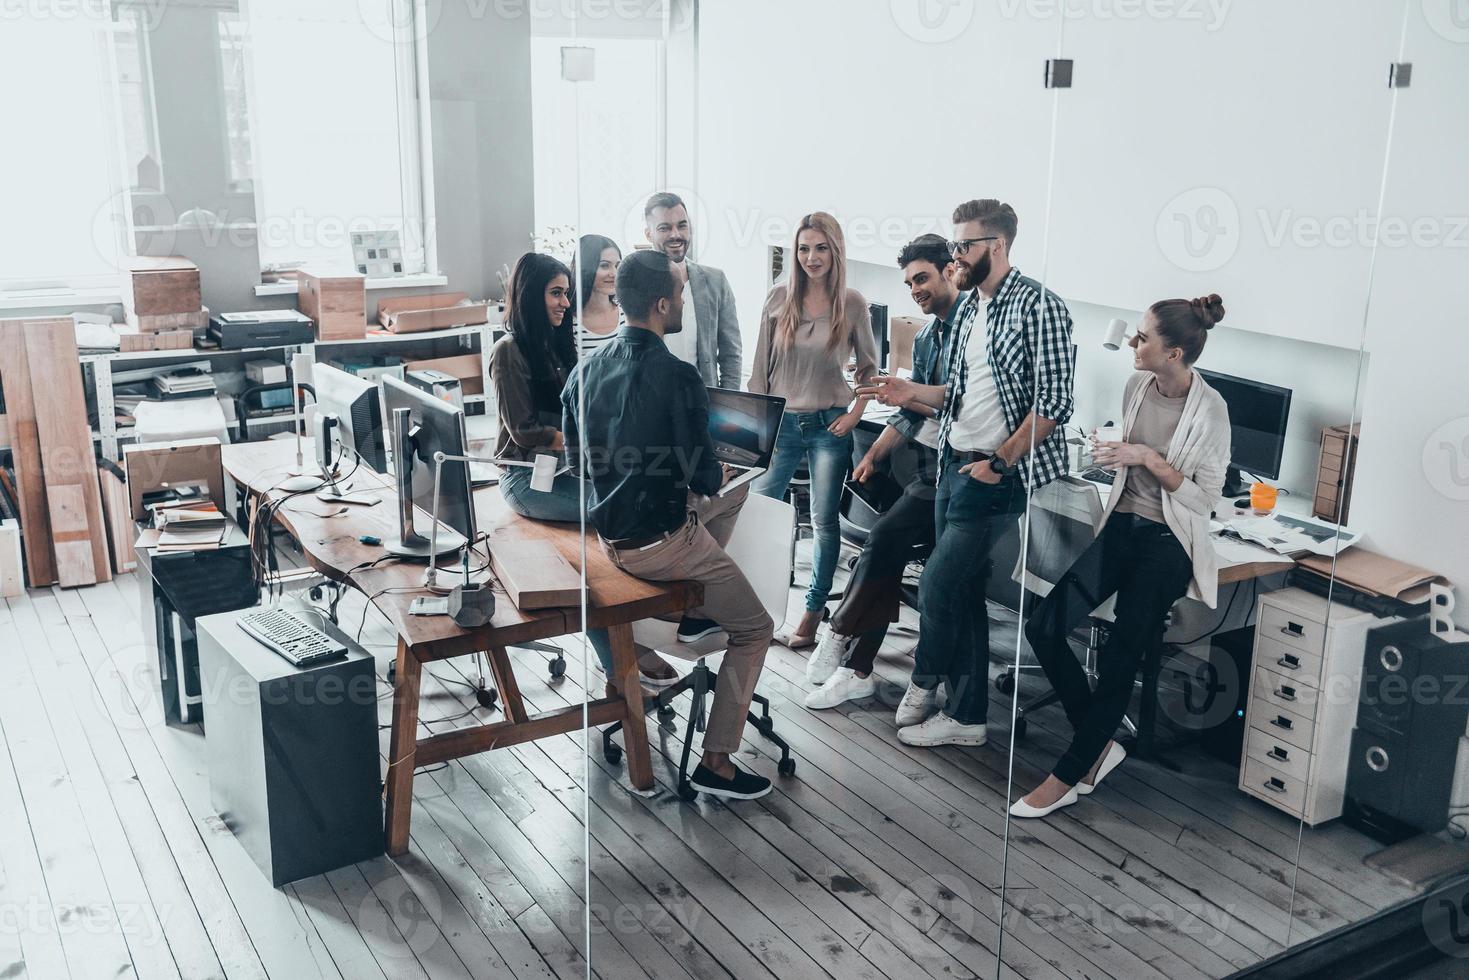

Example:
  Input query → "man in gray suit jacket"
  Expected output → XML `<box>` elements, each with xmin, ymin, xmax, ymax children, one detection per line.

<box><xmin>644</xmin><ymin>191</ymin><xmax>742</xmax><ymax>389</ymax></box>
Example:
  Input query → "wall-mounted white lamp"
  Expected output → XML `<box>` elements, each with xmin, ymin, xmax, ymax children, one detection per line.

<box><xmin>1102</xmin><ymin>318</ymin><xmax>1130</xmax><ymax>351</ymax></box>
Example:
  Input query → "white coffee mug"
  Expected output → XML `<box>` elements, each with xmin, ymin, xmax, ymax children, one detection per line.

<box><xmin>530</xmin><ymin>453</ymin><xmax>558</xmax><ymax>493</ymax></box>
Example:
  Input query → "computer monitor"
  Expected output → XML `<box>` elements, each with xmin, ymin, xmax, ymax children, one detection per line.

<box><xmin>314</xmin><ymin>363</ymin><xmax>387</xmax><ymax>473</ymax></box>
<box><xmin>1196</xmin><ymin>368</ymin><xmax>1293</xmax><ymax>497</ymax></box>
<box><xmin>869</xmin><ymin>302</ymin><xmax>889</xmax><ymax>371</ymax></box>
<box><xmin>381</xmin><ymin>375</ymin><xmax>475</xmax><ymax>558</ymax></box>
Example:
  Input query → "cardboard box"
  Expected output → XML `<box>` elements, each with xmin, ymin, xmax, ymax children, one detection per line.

<box><xmin>245</xmin><ymin>359</ymin><xmax>287</xmax><ymax>385</ymax></box>
<box><xmin>123</xmin><ymin>437</ymin><xmax>227</xmax><ymax>522</ymax></box>
<box><xmin>118</xmin><ymin>326</ymin><xmax>194</xmax><ymax>352</ymax></box>
<box><xmin>124</xmin><ymin>256</ymin><xmax>201</xmax><ymax>318</ymax></box>
<box><xmin>125</xmin><ymin>306</ymin><xmax>209</xmax><ymax>333</ymax></box>
<box><xmin>377</xmin><ymin>292</ymin><xmax>489</xmax><ymax>334</ymax></box>
<box><xmin>403</xmin><ymin>353</ymin><xmax>484</xmax><ymax>397</ymax></box>
<box><xmin>890</xmin><ymin>316</ymin><xmax>926</xmax><ymax>373</ymax></box>
<box><xmin>297</xmin><ymin>270</ymin><xmax>367</xmax><ymax>341</ymax></box>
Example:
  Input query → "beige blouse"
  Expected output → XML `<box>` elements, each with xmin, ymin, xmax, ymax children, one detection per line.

<box><xmin>747</xmin><ymin>284</ymin><xmax>878</xmax><ymax>412</ymax></box>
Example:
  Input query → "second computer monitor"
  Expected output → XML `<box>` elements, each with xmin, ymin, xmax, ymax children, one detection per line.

<box><xmin>314</xmin><ymin>363</ymin><xmax>387</xmax><ymax>473</ymax></box>
<box><xmin>1197</xmin><ymin>368</ymin><xmax>1292</xmax><ymax>492</ymax></box>
<box><xmin>381</xmin><ymin>374</ymin><xmax>476</xmax><ymax>545</ymax></box>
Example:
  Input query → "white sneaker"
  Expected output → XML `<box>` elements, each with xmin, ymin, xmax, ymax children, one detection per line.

<box><xmin>897</xmin><ymin>713</ymin><xmax>987</xmax><ymax>748</ymax></box>
<box><xmin>894</xmin><ymin>681</ymin><xmax>938</xmax><ymax>727</ymax></box>
<box><xmin>804</xmin><ymin>668</ymin><xmax>877</xmax><ymax>710</ymax></box>
<box><xmin>806</xmin><ymin>630</ymin><xmax>853</xmax><ymax>685</ymax></box>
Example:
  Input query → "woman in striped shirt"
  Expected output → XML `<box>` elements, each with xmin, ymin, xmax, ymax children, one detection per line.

<box><xmin>573</xmin><ymin>234</ymin><xmax>623</xmax><ymax>357</ymax></box>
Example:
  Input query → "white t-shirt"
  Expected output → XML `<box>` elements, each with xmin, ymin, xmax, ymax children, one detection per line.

<box><xmin>662</xmin><ymin>268</ymin><xmax>699</xmax><ymax>368</ymax></box>
<box><xmin>946</xmin><ymin>297</ymin><xmax>1008</xmax><ymax>453</ymax></box>
<box><xmin>915</xmin><ymin>417</ymin><xmax>942</xmax><ymax>450</ymax></box>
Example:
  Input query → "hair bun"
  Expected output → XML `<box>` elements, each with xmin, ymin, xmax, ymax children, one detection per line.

<box><xmin>1190</xmin><ymin>294</ymin><xmax>1225</xmax><ymax>328</ymax></box>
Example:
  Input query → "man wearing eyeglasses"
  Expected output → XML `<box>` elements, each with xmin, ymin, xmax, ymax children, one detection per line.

<box><xmin>859</xmin><ymin>198</ymin><xmax>1075</xmax><ymax>748</ymax></box>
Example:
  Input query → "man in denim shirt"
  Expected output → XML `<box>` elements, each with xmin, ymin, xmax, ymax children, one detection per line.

<box><xmin>562</xmin><ymin>250</ymin><xmax>775</xmax><ymax>801</ymax></box>
<box><xmin>802</xmin><ymin>235</ymin><xmax>963</xmax><ymax>710</ymax></box>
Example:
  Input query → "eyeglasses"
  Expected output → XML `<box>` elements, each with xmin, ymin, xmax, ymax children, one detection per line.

<box><xmin>947</xmin><ymin>237</ymin><xmax>998</xmax><ymax>256</ymax></box>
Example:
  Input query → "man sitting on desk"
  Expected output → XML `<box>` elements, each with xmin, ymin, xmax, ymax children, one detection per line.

<box><xmin>860</xmin><ymin>198</ymin><xmax>1076</xmax><ymax>749</ymax></box>
<box><xmin>561</xmin><ymin>249</ymin><xmax>776</xmax><ymax>801</ymax></box>
<box><xmin>802</xmin><ymin>233</ymin><xmax>963</xmax><ymax>709</ymax></box>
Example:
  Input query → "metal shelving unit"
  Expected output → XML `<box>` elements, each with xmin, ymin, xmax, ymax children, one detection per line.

<box><xmin>86</xmin><ymin>322</ymin><xmax>498</xmax><ymax>460</ymax></box>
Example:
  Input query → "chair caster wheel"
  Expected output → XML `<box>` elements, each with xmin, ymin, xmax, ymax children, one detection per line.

<box><xmin>678</xmin><ymin>783</ymin><xmax>698</xmax><ymax>802</ymax></box>
<box><xmin>548</xmin><ymin>656</ymin><xmax>566</xmax><ymax>680</ymax></box>
<box><xmin>778</xmin><ymin>758</ymin><xmax>796</xmax><ymax>777</ymax></box>
<box><xmin>604</xmin><ymin>744</ymin><xmax>623</xmax><ymax>765</ymax></box>
<box><xmin>657</xmin><ymin>705</ymin><xmax>677</xmax><ymax>727</ymax></box>
<box><xmin>1015</xmin><ymin>716</ymin><xmax>1029</xmax><ymax>740</ymax></box>
<box><xmin>995</xmin><ymin>672</ymin><xmax>1015</xmax><ymax>695</ymax></box>
<box><xmin>474</xmin><ymin>687</ymin><xmax>498</xmax><ymax>709</ymax></box>
<box><xmin>309</xmin><ymin>585</ymin><xmax>323</xmax><ymax>601</ymax></box>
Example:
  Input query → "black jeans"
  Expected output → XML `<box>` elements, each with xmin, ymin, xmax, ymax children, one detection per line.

<box><xmin>1025</xmin><ymin>510</ymin><xmax>1193</xmax><ymax>785</ymax></box>
<box><xmin>910</xmin><ymin>463</ymin><xmax>1026</xmax><ymax>726</ymax></box>
<box><xmin>829</xmin><ymin>446</ymin><xmax>939</xmax><ymax>674</ymax></box>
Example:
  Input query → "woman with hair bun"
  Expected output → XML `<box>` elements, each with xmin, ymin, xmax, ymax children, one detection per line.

<box><xmin>1011</xmin><ymin>294</ymin><xmax>1233</xmax><ymax>819</ymax></box>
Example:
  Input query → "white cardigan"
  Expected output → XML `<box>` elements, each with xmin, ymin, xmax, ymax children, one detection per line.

<box><xmin>1098</xmin><ymin>370</ymin><xmax>1232</xmax><ymax>608</ymax></box>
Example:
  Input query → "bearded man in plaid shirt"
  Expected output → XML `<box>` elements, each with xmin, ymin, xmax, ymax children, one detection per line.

<box><xmin>860</xmin><ymin>198</ymin><xmax>1075</xmax><ymax>748</ymax></box>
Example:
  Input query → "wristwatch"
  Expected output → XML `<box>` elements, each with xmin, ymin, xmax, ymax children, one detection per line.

<box><xmin>988</xmin><ymin>454</ymin><xmax>1010</xmax><ymax>476</ymax></box>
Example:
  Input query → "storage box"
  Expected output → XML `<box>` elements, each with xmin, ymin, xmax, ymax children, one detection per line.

<box><xmin>123</xmin><ymin>437</ymin><xmax>227</xmax><ymax>522</ymax></box>
<box><xmin>118</xmin><ymin>327</ymin><xmax>193</xmax><ymax>352</ymax></box>
<box><xmin>297</xmin><ymin>270</ymin><xmax>366</xmax><ymax>341</ymax></box>
<box><xmin>377</xmin><ymin>291</ymin><xmax>489</xmax><ymax>334</ymax></box>
<box><xmin>403</xmin><ymin>353</ymin><xmax>483</xmax><ymax>397</ymax></box>
<box><xmin>125</xmin><ymin>306</ymin><xmax>209</xmax><ymax>334</ymax></box>
<box><xmin>245</xmin><ymin>359</ymin><xmax>287</xmax><ymax>385</ymax></box>
<box><xmin>124</xmin><ymin>256</ymin><xmax>202</xmax><ymax>318</ymax></box>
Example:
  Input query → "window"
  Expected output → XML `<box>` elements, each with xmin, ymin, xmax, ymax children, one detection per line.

<box><xmin>0</xmin><ymin>12</ymin><xmax>128</xmax><ymax>290</ymax></box>
<box><xmin>244</xmin><ymin>0</ymin><xmax>429</xmax><ymax>276</ymax></box>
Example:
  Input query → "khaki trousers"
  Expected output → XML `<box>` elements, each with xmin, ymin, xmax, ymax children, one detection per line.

<box><xmin>601</xmin><ymin>485</ymin><xmax>774</xmax><ymax>754</ymax></box>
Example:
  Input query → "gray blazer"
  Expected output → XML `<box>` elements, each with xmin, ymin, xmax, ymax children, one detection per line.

<box><xmin>686</xmin><ymin>260</ymin><xmax>742</xmax><ymax>389</ymax></box>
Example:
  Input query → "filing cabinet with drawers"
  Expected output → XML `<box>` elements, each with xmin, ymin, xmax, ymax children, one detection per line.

<box><xmin>1239</xmin><ymin>587</ymin><xmax>1401</xmax><ymax>825</ymax></box>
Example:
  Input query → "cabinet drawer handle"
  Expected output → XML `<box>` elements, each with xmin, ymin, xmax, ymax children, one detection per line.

<box><xmin>1270</xmin><ymin>715</ymin><xmax>1294</xmax><ymax>731</ymax></box>
<box><xmin>1274</xmin><ymin>686</ymin><xmax>1297</xmax><ymax>702</ymax></box>
<box><xmin>1269</xmin><ymin>746</ymin><xmax>1290</xmax><ymax>762</ymax></box>
<box><xmin>1281</xmin><ymin>622</ymin><xmax>1305</xmax><ymax>638</ymax></box>
<box><xmin>1277</xmin><ymin>654</ymin><xmax>1301</xmax><ymax>671</ymax></box>
<box><xmin>1263</xmin><ymin>777</ymin><xmax>1287</xmax><ymax>794</ymax></box>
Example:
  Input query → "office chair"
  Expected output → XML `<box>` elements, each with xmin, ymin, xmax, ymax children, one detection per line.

<box><xmin>601</xmin><ymin>493</ymin><xmax>799</xmax><ymax>800</ymax></box>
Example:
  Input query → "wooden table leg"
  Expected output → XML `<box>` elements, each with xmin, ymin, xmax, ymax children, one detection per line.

<box><xmin>607</xmin><ymin>623</ymin><xmax>653</xmax><ymax>792</ymax></box>
<box><xmin>384</xmin><ymin>638</ymin><xmax>422</xmax><ymax>856</ymax></box>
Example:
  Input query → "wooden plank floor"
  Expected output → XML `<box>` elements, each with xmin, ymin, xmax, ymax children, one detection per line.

<box><xmin>0</xmin><ymin>546</ymin><xmax>1420</xmax><ymax>979</ymax></box>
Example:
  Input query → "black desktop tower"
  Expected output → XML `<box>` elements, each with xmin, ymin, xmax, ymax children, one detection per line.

<box><xmin>1197</xmin><ymin>626</ymin><xmax>1256</xmax><ymax>765</ymax></box>
<box><xmin>1344</xmin><ymin>619</ymin><xmax>1469</xmax><ymax>842</ymax></box>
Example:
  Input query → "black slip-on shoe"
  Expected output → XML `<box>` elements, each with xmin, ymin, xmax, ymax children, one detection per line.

<box><xmin>676</xmin><ymin>616</ymin><xmax>722</xmax><ymax>643</ymax></box>
<box><xmin>689</xmin><ymin>763</ymin><xmax>772</xmax><ymax>800</ymax></box>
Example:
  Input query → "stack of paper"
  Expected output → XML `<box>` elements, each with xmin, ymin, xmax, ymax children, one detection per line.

<box><xmin>1224</xmin><ymin>513</ymin><xmax>1361</xmax><ymax>558</ymax></box>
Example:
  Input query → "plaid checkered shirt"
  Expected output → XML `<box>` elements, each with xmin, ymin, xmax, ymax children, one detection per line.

<box><xmin>936</xmin><ymin>267</ymin><xmax>1076</xmax><ymax>490</ymax></box>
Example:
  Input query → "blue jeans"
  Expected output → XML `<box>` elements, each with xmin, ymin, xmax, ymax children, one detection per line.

<box><xmin>498</xmin><ymin>466</ymin><xmax>585</xmax><ymax>524</ymax></box>
<box><xmin>911</xmin><ymin>463</ymin><xmax>1026</xmax><ymax>725</ymax></box>
<box><xmin>497</xmin><ymin>465</ymin><xmax>615</xmax><ymax>671</ymax></box>
<box><xmin>752</xmin><ymin>408</ymin><xmax>853</xmax><ymax>613</ymax></box>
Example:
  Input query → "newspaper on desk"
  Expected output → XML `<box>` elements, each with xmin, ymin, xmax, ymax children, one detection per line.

<box><xmin>1222</xmin><ymin>512</ymin><xmax>1360</xmax><ymax>557</ymax></box>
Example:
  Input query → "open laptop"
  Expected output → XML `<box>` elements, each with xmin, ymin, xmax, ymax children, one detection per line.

<box><xmin>706</xmin><ymin>388</ymin><xmax>785</xmax><ymax>496</ymax></box>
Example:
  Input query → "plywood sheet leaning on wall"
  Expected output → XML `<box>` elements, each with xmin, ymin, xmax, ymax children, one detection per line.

<box><xmin>0</xmin><ymin>318</ymin><xmax>56</xmax><ymax>587</ymax></box>
<box><xmin>23</xmin><ymin>318</ymin><xmax>110</xmax><ymax>587</ymax></box>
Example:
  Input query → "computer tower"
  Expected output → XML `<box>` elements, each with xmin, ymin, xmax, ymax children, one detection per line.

<box><xmin>1197</xmin><ymin>625</ymin><xmax>1255</xmax><ymax>764</ymax></box>
<box><xmin>1345</xmin><ymin>619</ymin><xmax>1469</xmax><ymax>842</ymax></box>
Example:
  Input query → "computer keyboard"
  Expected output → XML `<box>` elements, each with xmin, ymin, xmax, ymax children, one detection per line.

<box><xmin>1081</xmin><ymin>467</ymin><xmax>1116</xmax><ymax>486</ymax></box>
<box><xmin>238</xmin><ymin>609</ymin><xmax>347</xmax><ymax>667</ymax></box>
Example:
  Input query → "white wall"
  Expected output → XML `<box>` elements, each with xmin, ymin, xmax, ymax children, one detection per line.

<box><xmin>1352</xmin><ymin>13</ymin><xmax>1469</xmax><ymax>628</ymax></box>
<box><xmin>689</xmin><ymin>1</ymin><xmax>1464</xmax><ymax>623</ymax></box>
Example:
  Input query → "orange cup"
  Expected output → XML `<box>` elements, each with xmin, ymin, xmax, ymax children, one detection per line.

<box><xmin>1250</xmin><ymin>482</ymin><xmax>1278</xmax><ymax>515</ymax></box>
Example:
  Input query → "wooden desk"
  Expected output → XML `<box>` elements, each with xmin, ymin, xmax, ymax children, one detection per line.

<box><xmin>221</xmin><ymin>440</ymin><xmax>700</xmax><ymax>856</ymax></box>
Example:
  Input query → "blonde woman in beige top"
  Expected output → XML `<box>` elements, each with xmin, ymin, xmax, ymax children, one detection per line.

<box><xmin>749</xmin><ymin>212</ymin><xmax>879</xmax><ymax>647</ymax></box>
